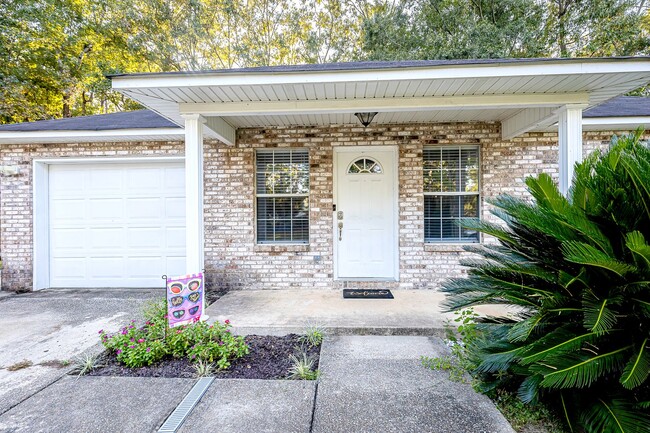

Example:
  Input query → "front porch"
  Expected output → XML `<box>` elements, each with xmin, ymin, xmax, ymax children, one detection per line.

<box><xmin>111</xmin><ymin>58</ymin><xmax>650</xmax><ymax>289</ymax></box>
<box><xmin>205</xmin><ymin>289</ymin><xmax>514</xmax><ymax>336</ymax></box>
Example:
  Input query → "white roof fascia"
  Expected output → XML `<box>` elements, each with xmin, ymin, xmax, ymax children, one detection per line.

<box><xmin>0</xmin><ymin>128</ymin><xmax>183</xmax><ymax>144</ymax></box>
<box><xmin>179</xmin><ymin>93</ymin><xmax>591</xmax><ymax>117</ymax></box>
<box><xmin>111</xmin><ymin>59</ymin><xmax>650</xmax><ymax>90</ymax></box>
<box><xmin>581</xmin><ymin>117</ymin><xmax>650</xmax><ymax>131</ymax></box>
<box><xmin>532</xmin><ymin>116</ymin><xmax>650</xmax><ymax>132</ymax></box>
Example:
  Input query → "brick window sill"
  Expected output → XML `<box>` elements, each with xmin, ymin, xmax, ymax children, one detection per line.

<box><xmin>254</xmin><ymin>244</ymin><xmax>310</xmax><ymax>253</ymax></box>
<box><xmin>424</xmin><ymin>244</ymin><xmax>472</xmax><ymax>253</ymax></box>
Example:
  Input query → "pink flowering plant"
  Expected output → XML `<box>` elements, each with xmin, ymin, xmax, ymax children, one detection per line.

<box><xmin>99</xmin><ymin>300</ymin><xmax>248</xmax><ymax>369</ymax></box>
<box><xmin>99</xmin><ymin>319</ymin><xmax>167</xmax><ymax>368</ymax></box>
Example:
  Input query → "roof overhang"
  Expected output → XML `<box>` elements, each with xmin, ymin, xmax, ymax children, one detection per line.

<box><xmin>111</xmin><ymin>57</ymin><xmax>650</xmax><ymax>142</ymax></box>
<box><xmin>0</xmin><ymin>128</ymin><xmax>184</xmax><ymax>144</ymax></box>
<box><xmin>542</xmin><ymin>116</ymin><xmax>650</xmax><ymax>132</ymax></box>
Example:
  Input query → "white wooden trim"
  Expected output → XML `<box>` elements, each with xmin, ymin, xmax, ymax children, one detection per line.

<box><xmin>581</xmin><ymin>117</ymin><xmax>650</xmax><ymax>131</ymax></box>
<box><xmin>183</xmin><ymin>114</ymin><xmax>205</xmax><ymax>273</ymax></box>
<box><xmin>180</xmin><ymin>93</ymin><xmax>590</xmax><ymax>117</ymax></box>
<box><xmin>558</xmin><ymin>105</ymin><xmax>587</xmax><ymax>195</ymax></box>
<box><xmin>582</xmin><ymin>116</ymin><xmax>650</xmax><ymax>126</ymax></box>
<box><xmin>33</xmin><ymin>162</ymin><xmax>50</xmax><ymax>290</ymax></box>
<box><xmin>112</xmin><ymin>59</ymin><xmax>650</xmax><ymax>89</ymax></box>
<box><xmin>204</xmin><ymin>116</ymin><xmax>236</xmax><ymax>145</ymax></box>
<box><xmin>502</xmin><ymin>108</ymin><xmax>557</xmax><ymax>139</ymax></box>
<box><xmin>32</xmin><ymin>156</ymin><xmax>184</xmax><ymax>290</ymax></box>
<box><xmin>33</xmin><ymin>156</ymin><xmax>185</xmax><ymax>165</ymax></box>
<box><xmin>0</xmin><ymin>128</ymin><xmax>183</xmax><ymax>144</ymax></box>
<box><xmin>333</xmin><ymin>146</ymin><xmax>399</xmax><ymax>281</ymax></box>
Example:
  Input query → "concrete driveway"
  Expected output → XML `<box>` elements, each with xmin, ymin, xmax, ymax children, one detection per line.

<box><xmin>0</xmin><ymin>288</ymin><xmax>163</xmax><ymax>415</ymax></box>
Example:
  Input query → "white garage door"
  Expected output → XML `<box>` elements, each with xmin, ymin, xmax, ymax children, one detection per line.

<box><xmin>48</xmin><ymin>161</ymin><xmax>186</xmax><ymax>288</ymax></box>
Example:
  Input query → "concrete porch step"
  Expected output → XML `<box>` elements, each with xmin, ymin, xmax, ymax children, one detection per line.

<box><xmin>205</xmin><ymin>289</ymin><xmax>514</xmax><ymax>337</ymax></box>
<box><xmin>205</xmin><ymin>289</ymin><xmax>451</xmax><ymax>336</ymax></box>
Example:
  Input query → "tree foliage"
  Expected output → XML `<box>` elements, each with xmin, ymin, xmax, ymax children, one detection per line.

<box><xmin>2</xmin><ymin>0</ymin><xmax>650</xmax><ymax>123</ymax></box>
<box><xmin>363</xmin><ymin>0</ymin><xmax>548</xmax><ymax>60</ymax></box>
<box><xmin>442</xmin><ymin>130</ymin><xmax>650</xmax><ymax>433</ymax></box>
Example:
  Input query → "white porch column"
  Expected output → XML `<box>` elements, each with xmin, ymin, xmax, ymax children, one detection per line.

<box><xmin>557</xmin><ymin>104</ymin><xmax>587</xmax><ymax>195</ymax></box>
<box><xmin>182</xmin><ymin>114</ymin><xmax>205</xmax><ymax>273</ymax></box>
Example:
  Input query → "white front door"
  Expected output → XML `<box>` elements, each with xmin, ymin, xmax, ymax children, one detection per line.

<box><xmin>334</xmin><ymin>147</ymin><xmax>398</xmax><ymax>280</ymax></box>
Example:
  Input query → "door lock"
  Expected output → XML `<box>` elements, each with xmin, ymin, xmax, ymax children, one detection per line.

<box><xmin>337</xmin><ymin>211</ymin><xmax>344</xmax><ymax>220</ymax></box>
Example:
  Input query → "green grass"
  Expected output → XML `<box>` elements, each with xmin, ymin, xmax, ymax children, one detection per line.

<box><xmin>491</xmin><ymin>389</ymin><xmax>568</xmax><ymax>433</ymax></box>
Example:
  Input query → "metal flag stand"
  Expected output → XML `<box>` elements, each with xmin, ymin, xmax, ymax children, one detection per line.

<box><xmin>162</xmin><ymin>274</ymin><xmax>169</xmax><ymax>338</ymax></box>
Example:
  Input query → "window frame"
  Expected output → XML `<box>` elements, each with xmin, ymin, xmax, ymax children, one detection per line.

<box><xmin>423</xmin><ymin>145</ymin><xmax>481</xmax><ymax>244</ymax></box>
<box><xmin>254</xmin><ymin>148</ymin><xmax>310</xmax><ymax>245</ymax></box>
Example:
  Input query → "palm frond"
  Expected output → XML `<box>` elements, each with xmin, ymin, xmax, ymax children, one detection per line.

<box><xmin>506</xmin><ymin>313</ymin><xmax>546</xmax><ymax>343</ymax></box>
<box><xmin>517</xmin><ymin>374</ymin><xmax>543</xmax><ymax>404</ymax></box>
<box><xmin>526</xmin><ymin>173</ymin><xmax>569</xmax><ymax>213</ymax></box>
<box><xmin>559</xmin><ymin>392</ymin><xmax>575</xmax><ymax>433</ymax></box>
<box><xmin>619</xmin><ymin>153</ymin><xmax>650</xmax><ymax>222</ymax></box>
<box><xmin>558</xmin><ymin>269</ymin><xmax>588</xmax><ymax>292</ymax></box>
<box><xmin>582</xmin><ymin>295</ymin><xmax>619</xmax><ymax>335</ymax></box>
<box><xmin>626</xmin><ymin>231</ymin><xmax>650</xmax><ymax>271</ymax></box>
<box><xmin>619</xmin><ymin>338</ymin><xmax>650</xmax><ymax>390</ymax></box>
<box><xmin>581</xmin><ymin>398</ymin><xmax>650</xmax><ymax>433</ymax></box>
<box><xmin>562</xmin><ymin>241</ymin><xmax>635</xmax><ymax>276</ymax></box>
<box><xmin>536</xmin><ymin>347</ymin><xmax>629</xmax><ymax>389</ymax></box>
<box><xmin>519</xmin><ymin>328</ymin><xmax>598</xmax><ymax>365</ymax></box>
<box><xmin>474</xmin><ymin>341</ymin><xmax>525</xmax><ymax>373</ymax></box>
<box><xmin>631</xmin><ymin>297</ymin><xmax>650</xmax><ymax>317</ymax></box>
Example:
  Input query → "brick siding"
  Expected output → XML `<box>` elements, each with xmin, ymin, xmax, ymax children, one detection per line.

<box><xmin>0</xmin><ymin>126</ymin><xmax>636</xmax><ymax>291</ymax></box>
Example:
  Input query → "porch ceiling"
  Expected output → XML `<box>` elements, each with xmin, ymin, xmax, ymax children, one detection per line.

<box><xmin>111</xmin><ymin>57</ymin><xmax>650</xmax><ymax>141</ymax></box>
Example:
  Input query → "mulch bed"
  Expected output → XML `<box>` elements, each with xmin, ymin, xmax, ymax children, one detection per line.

<box><xmin>88</xmin><ymin>334</ymin><xmax>321</xmax><ymax>380</ymax></box>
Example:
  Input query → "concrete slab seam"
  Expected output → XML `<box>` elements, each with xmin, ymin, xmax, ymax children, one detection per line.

<box><xmin>0</xmin><ymin>370</ymin><xmax>69</xmax><ymax>416</ymax></box>
<box><xmin>308</xmin><ymin>381</ymin><xmax>319</xmax><ymax>433</ymax></box>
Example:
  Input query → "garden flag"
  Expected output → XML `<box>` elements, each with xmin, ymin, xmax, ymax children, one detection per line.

<box><xmin>166</xmin><ymin>273</ymin><xmax>204</xmax><ymax>328</ymax></box>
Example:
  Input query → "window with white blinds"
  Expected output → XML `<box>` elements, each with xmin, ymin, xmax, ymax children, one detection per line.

<box><xmin>423</xmin><ymin>146</ymin><xmax>480</xmax><ymax>243</ymax></box>
<box><xmin>256</xmin><ymin>149</ymin><xmax>309</xmax><ymax>244</ymax></box>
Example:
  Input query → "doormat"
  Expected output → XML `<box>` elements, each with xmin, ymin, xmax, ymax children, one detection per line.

<box><xmin>343</xmin><ymin>289</ymin><xmax>394</xmax><ymax>299</ymax></box>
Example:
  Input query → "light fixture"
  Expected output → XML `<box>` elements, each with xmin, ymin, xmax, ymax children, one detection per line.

<box><xmin>354</xmin><ymin>112</ymin><xmax>378</xmax><ymax>127</ymax></box>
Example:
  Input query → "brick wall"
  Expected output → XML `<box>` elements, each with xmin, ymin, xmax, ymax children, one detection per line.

<box><xmin>0</xmin><ymin>126</ymin><xmax>636</xmax><ymax>291</ymax></box>
<box><xmin>0</xmin><ymin>142</ymin><xmax>183</xmax><ymax>290</ymax></box>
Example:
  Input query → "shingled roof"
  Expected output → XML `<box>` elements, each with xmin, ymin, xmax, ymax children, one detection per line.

<box><xmin>0</xmin><ymin>109</ymin><xmax>179</xmax><ymax>132</ymax></box>
<box><xmin>0</xmin><ymin>97</ymin><xmax>648</xmax><ymax>133</ymax></box>
<box><xmin>107</xmin><ymin>57</ymin><xmax>650</xmax><ymax>78</ymax></box>
<box><xmin>583</xmin><ymin>96</ymin><xmax>650</xmax><ymax>117</ymax></box>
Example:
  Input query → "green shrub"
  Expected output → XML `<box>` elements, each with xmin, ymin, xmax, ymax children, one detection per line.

<box><xmin>100</xmin><ymin>304</ymin><xmax>248</xmax><ymax>369</ymax></box>
<box><xmin>442</xmin><ymin>129</ymin><xmax>650</xmax><ymax>433</ymax></box>
<box><xmin>287</xmin><ymin>351</ymin><xmax>320</xmax><ymax>380</ymax></box>
<box><xmin>300</xmin><ymin>324</ymin><xmax>324</xmax><ymax>347</ymax></box>
<box><xmin>100</xmin><ymin>320</ymin><xmax>167</xmax><ymax>368</ymax></box>
<box><xmin>179</xmin><ymin>321</ymin><xmax>249</xmax><ymax>369</ymax></box>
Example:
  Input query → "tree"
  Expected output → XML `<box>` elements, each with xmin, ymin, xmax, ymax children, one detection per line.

<box><xmin>361</xmin><ymin>0</ymin><xmax>650</xmax><ymax>60</ymax></box>
<box><xmin>543</xmin><ymin>0</ymin><xmax>648</xmax><ymax>57</ymax></box>
<box><xmin>362</xmin><ymin>0</ymin><xmax>548</xmax><ymax>60</ymax></box>
<box><xmin>0</xmin><ymin>0</ymin><xmax>146</xmax><ymax>122</ymax></box>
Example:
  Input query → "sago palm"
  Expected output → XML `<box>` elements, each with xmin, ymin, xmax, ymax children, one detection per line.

<box><xmin>442</xmin><ymin>129</ymin><xmax>650</xmax><ymax>433</ymax></box>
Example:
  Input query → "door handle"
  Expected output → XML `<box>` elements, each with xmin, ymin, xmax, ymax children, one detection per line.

<box><xmin>338</xmin><ymin>222</ymin><xmax>343</xmax><ymax>241</ymax></box>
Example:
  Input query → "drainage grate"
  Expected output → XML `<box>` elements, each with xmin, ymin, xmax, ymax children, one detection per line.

<box><xmin>158</xmin><ymin>377</ymin><xmax>214</xmax><ymax>433</ymax></box>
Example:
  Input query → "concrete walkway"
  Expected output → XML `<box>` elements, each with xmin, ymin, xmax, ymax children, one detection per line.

<box><xmin>0</xmin><ymin>335</ymin><xmax>515</xmax><ymax>433</ymax></box>
<box><xmin>311</xmin><ymin>336</ymin><xmax>514</xmax><ymax>433</ymax></box>
<box><xmin>0</xmin><ymin>289</ymin><xmax>516</xmax><ymax>432</ymax></box>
